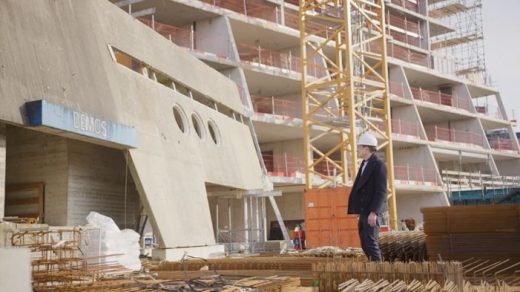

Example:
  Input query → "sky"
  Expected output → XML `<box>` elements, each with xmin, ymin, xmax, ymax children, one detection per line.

<box><xmin>482</xmin><ymin>0</ymin><xmax>520</xmax><ymax>130</ymax></box>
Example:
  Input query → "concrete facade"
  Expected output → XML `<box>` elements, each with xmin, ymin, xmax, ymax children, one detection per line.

<box><xmin>0</xmin><ymin>0</ymin><xmax>265</xmax><ymax>258</ymax></box>
<box><xmin>107</xmin><ymin>0</ymin><xmax>520</xmax><ymax>232</ymax></box>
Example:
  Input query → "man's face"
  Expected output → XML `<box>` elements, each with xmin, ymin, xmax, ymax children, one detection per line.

<box><xmin>357</xmin><ymin>145</ymin><xmax>369</xmax><ymax>159</ymax></box>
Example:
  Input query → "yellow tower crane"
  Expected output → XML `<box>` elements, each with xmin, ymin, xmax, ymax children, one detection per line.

<box><xmin>299</xmin><ymin>0</ymin><xmax>397</xmax><ymax>229</ymax></box>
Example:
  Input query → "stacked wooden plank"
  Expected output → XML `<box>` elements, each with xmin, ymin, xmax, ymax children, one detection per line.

<box><xmin>313</xmin><ymin>261</ymin><xmax>464</xmax><ymax>291</ymax></box>
<box><xmin>379</xmin><ymin>231</ymin><xmax>427</xmax><ymax>262</ymax></box>
<box><xmin>422</xmin><ymin>205</ymin><xmax>520</xmax><ymax>262</ymax></box>
<box><xmin>338</xmin><ymin>279</ymin><xmax>515</xmax><ymax>292</ymax></box>
<box><xmin>154</xmin><ymin>255</ymin><xmax>364</xmax><ymax>272</ymax></box>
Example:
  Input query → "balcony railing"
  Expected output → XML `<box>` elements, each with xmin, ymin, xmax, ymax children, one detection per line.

<box><xmin>425</xmin><ymin>126</ymin><xmax>484</xmax><ymax>147</ymax></box>
<box><xmin>376</xmin><ymin>119</ymin><xmax>422</xmax><ymax>138</ymax></box>
<box><xmin>488</xmin><ymin>137</ymin><xmax>515</xmax><ymax>152</ymax></box>
<box><xmin>392</xmin><ymin>119</ymin><xmax>421</xmax><ymax>137</ymax></box>
<box><xmin>262</xmin><ymin>153</ymin><xmax>304</xmax><ymax>177</ymax></box>
<box><xmin>201</xmin><ymin>0</ymin><xmax>281</xmax><ymax>23</ymax></box>
<box><xmin>263</xmin><ymin>153</ymin><xmax>439</xmax><ymax>185</ymax></box>
<box><xmin>410</xmin><ymin>87</ymin><xmax>472</xmax><ymax>111</ymax></box>
<box><xmin>238</xmin><ymin>43</ymin><xmax>327</xmax><ymax>78</ymax></box>
<box><xmin>474</xmin><ymin>105</ymin><xmax>504</xmax><ymax>120</ymax></box>
<box><xmin>387</xmin><ymin>14</ymin><xmax>420</xmax><ymax>35</ymax></box>
<box><xmin>389</xmin><ymin>81</ymin><xmax>406</xmax><ymax>97</ymax></box>
<box><xmin>138</xmin><ymin>18</ymin><xmax>233</xmax><ymax>59</ymax></box>
<box><xmin>394</xmin><ymin>165</ymin><xmax>439</xmax><ymax>185</ymax></box>
<box><xmin>390</xmin><ymin>0</ymin><xmax>421</xmax><ymax>14</ymax></box>
<box><xmin>252</xmin><ymin>96</ymin><xmax>300</xmax><ymax>118</ymax></box>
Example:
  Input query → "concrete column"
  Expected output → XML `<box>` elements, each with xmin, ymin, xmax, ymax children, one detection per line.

<box><xmin>0</xmin><ymin>124</ymin><xmax>5</xmax><ymax>219</ymax></box>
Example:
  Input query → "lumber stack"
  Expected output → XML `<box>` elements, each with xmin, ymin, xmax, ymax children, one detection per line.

<box><xmin>313</xmin><ymin>261</ymin><xmax>463</xmax><ymax>291</ymax></box>
<box><xmin>154</xmin><ymin>255</ymin><xmax>364</xmax><ymax>272</ymax></box>
<box><xmin>338</xmin><ymin>279</ymin><xmax>515</xmax><ymax>292</ymax></box>
<box><xmin>422</xmin><ymin>204</ymin><xmax>520</xmax><ymax>262</ymax></box>
<box><xmin>379</xmin><ymin>231</ymin><xmax>427</xmax><ymax>262</ymax></box>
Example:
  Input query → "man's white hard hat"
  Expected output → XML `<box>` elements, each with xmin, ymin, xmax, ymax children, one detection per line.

<box><xmin>357</xmin><ymin>132</ymin><xmax>378</xmax><ymax>147</ymax></box>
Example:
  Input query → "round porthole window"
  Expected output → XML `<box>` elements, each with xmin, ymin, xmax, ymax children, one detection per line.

<box><xmin>207</xmin><ymin>120</ymin><xmax>221</xmax><ymax>145</ymax></box>
<box><xmin>173</xmin><ymin>105</ymin><xmax>188</xmax><ymax>134</ymax></box>
<box><xmin>191</xmin><ymin>113</ymin><xmax>205</xmax><ymax>139</ymax></box>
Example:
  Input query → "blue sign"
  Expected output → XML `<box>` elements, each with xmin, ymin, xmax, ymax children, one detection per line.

<box><xmin>25</xmin><ymin>100</ymin><xmax>138</xmax><ymax>148</ymax></box>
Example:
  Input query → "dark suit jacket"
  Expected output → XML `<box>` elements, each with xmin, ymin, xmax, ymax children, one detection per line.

<box><xmin>347</xmin><ymin>153</ymin><xmax>388</xmax><ymax>216</ymax></box>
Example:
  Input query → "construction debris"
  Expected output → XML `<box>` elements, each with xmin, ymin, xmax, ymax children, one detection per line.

<box><xmin>379</xmin><ymin>231</ymin><xmax>427</xmax><ymax>262</ymax></box>
<box><xmin>422</xmin><ymin>205</ymin><xmax>520</xmax><ymax>262</ymax></box>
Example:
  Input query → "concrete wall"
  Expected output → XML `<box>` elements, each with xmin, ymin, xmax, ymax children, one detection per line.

<box><xmin>0</xmin><ymin>248</ymin><xmax>31</xmax><ymax>292</ymax></box>
<box><xmin>0</xmin><ymin>124</ymin><xmax>5</xmax><ymax>218</ymax></box>
<box><xmin>397</xmin><ymin>192</ymin><xmax>448</xmax><ymax>224</ymax></box>
<box><xmin>5</xmin><ymin>127</ymin><xmax>69</xmax><ymax>225</ymax></box>
<box><xmin>0</xmin><ymin>0</ymin><xmax>264</xmax><ymax>253</ymax></box>
<box><xmin>393</xmin><ymin>146</ymin><xmax>434</xmax><ymax>168</ymax></box>
<box><xmin>261</xmin><ymin>139</ymin><xmax>304</xmax><ymax>159</ymax></box>
<box><xmin>266</xmin><ymin>192</ymin><xmax>304</xmax><ymax>228</ymax></box>
<box><xmin>495</xmin><ymin>159</ymin><xmax>520</xmax><ymax>177</ymax></box>
<box><xmin>67</xmin><ymin>140</ymin><xmax>139</xmax><ymax>228</ymax></box>
<box><xmin>196</xmin><ymin>17</ymin><xmax>237</xmax><ymax>60</ymax></box>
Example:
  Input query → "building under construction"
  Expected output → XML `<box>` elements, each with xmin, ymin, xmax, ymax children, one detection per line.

<box><xmin>0</xmin><ymin>0</ymin><xmax>519</xmax><ymax>285</ymax></box>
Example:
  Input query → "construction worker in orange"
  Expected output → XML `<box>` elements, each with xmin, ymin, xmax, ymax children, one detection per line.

<box><xmin>292</xmin><ymin>225</ymin><xmax>305</xmax><ymax>250</ymax></box>
<box><xmin>347</xmin><ymin>132</ymin><xmax>388</xmax><ymax>261</ymax></box>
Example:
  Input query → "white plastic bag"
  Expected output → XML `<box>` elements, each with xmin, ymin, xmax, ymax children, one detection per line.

<box><xmin>86</xmin><ymin>211</ymin><xmax>141</xmax><ymax>271</ymax></box>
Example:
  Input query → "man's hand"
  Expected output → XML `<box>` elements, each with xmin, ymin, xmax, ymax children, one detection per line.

<box><xmin>368</xmin><ymin>212</ymin><xmax>377</xmax><ymax>227</ymax></box>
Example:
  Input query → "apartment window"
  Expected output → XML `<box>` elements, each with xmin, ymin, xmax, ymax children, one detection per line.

<box><xmin>112</xmin><ymin>48</ymin><xmax>146</xmax><ymax>74</ymax></box>
<box><xmin>191</xmin><ymin>113</ymin><xmax>205</xmax><ymax>140</ymax></box>
<box><xmin>208</xmin><ymin>120</ymin><xmax>221</xmax><ymax>145</ymax></box>
<box><xmin>173</xmin><ymin>104</ymin><xmax>189</xmax><ymax>134</ymax></box>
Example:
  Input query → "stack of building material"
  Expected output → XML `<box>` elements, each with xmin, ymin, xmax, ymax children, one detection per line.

<box><xmin>285</xmin><ymin>246</ymin><xmax>366</xmax><ymax>258</ymax></box>
<box><xmin>313</xmin><ymin>261</ymin><xmax>463</xmax><ymax>291</ymax></box>
<box><xmin>152</xmin><ymin>256</ymin><xmax>363</xmax><ymax>286</ymax></box>
<box><xmin>422</xmin><ymin>205</ymin><xmax>520</xmax><ymax>262</ymax></box>
<box><xmin>8</xmin><ymin>227</ymin><xmax>131</xmax><ymax>291</ymax></box>
<box><xmin>379</xmin><ymin>231</ymin><xmax>427</xmax><ymax>261</ymax></box>
<box><xmin>338</xmin><ymin>279</ymin><xmax>515</xmax><ymax>292</ymax></box>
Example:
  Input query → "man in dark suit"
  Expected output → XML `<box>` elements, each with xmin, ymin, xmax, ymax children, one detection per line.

<box><xmin>348</xmin><ymin>132</ymin><xmax>388</xmax><ymax>261</ymax></box>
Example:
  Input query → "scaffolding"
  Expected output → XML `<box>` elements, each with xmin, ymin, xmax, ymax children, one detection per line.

<box><xmin>299</xmin><ymin>0</ymin><xmax>397</xmax><ymax>229</ymax></box>
<box><xmin>429</xmin><ymin>0</ymin><xmax>489</xmax><ymax>86</ymax></box>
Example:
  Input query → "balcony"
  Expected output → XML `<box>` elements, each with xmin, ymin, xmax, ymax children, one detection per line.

<box><xmin>263</xmin><ymin>153</ymin><xmax>439</xmax><ymax>186</ymax></box>
<box><xmin>389</xmin><ymin>81</ymin><xmax>406</xmax><ymax>98</ymax></box>
<box><xmin>425</xmin><ymin>126</ymin><xmax>484</xmax><ymax>147</ymax></box>
<box><xmin>488</xmin><ymin>137</ymin><xmax>516</xmax><ymax>152</ymax></box>
<box><xmin>392</xmin><ymin>119</ymin><xmax>421</xmax><ymax>138</ymax></box>
<box><xmin>376</xmin><ymin>119</ymin><xmax>422</xmax><ymax>138</ymax></box>
<box><xmin>238</xmin><ymin>44</ymin><xmax>327</xmax><ymax>78</ymax></box>
<box><xmin>252</xmin><ymin>96</ymin><xmax>301</xmax><ymax>119</ymax></box>
<box><xmin>368</xmin><ymin>41</ymin><xmax>430</xmax><ymax>67</ymax></box>
<box><xmin>410</xmin><ymin>87</ymin><xmax>472</xmax><ymax>112</ymax></box>
<box><xmin>394</xmin><ymin>165</ymin><xmax>440</xmax><ymax>186</ymax></box>
<box><xmin>201</xmin><ymin>0</ymin><xmax>281</xmax><ymax>23</ymax></box>
<box><xmin>390</xmin><ymin>0</ymin><xmax>421</xmax><ymax>14</ymax></box>
<box><xmin>262</xmin><ymin>153</ymin><xmax>304</xmax><ymax>177</ymax></box>
<box><xmin>474</xmin><ymin>105</ymin><xmax>504</xmax><ymax>120</ymax></box>
<box><xmin>138</xmin><ymin>18</ymin><xmax>233</xmax><ymax>59</ymax></box>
